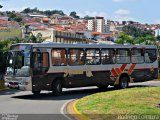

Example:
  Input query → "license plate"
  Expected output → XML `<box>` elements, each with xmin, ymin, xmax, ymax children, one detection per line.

<box><xmin>10</xmin><ymin>85</ymin><xmax>16</xmax><ymax>88</ymax></box>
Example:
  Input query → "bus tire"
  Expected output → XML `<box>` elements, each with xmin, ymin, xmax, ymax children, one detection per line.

<box><xmin>97</xmin><ymin>85</ymin><xmax>108</xmax><ymax>91</ymax></box>
<box><xmin>32</xmin><ymin>91</ymin><xmax>41</xmax><ymax>95</ymax></box>
<box><xmin>119</xmin><ymin>76</ymin><xmax>129</xmax><ymax>89</ymax></box>
<box><xmin>52</xmin><ymin>80</ymin><xmax>62</xmax><ymax>96</ymax></box>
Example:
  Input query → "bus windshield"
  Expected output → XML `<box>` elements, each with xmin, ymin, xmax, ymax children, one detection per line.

<box><xmin>6</xmin><ymin>50</ymin><xmax>30</xmax><ymax>77</ymax></box>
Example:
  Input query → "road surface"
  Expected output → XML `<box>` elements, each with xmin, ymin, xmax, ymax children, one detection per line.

<box><xmin>0</xmin><ymin>81</ymin><xmax>160</xmax><ymax>120</ymax></box>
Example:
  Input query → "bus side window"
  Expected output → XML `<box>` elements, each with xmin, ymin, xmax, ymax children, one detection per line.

<box><xmin>101</xmin><ymin>49</ymin><xmax>115</xmax><ymax>64</ymax></box>
<box><xmin>52</xmin><ymin>49</ymin><xmax>67</xmax><ymax>66</ymax></box>
<box><xmin>86</xmin><ymin>49</ymin><xmax>100</xmax><ymax>65</ymax></box>
<box><xmin>116</xmin><ymin>49</ymin><xmax>130</xmax><ymax>64</ymax></box>
<box><xmin>131</xmin><ymin>49</ymin><xmax>144</xmax><ymax>64</ymax></box>
<box><xmin>68</xmin><ymin>48</ymin><xmax>85</xmax><ymax>66</ymax></box>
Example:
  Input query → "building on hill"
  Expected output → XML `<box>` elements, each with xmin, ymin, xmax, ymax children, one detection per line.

<box><xmin>32</xmin><ymin>28</ymin><xmax>93</xmax><ymax>44</ymax></box>
<box><xmin>87</xmin><ymin>17</ymin><xmax>106</xmax><ymax>33</ymax></box>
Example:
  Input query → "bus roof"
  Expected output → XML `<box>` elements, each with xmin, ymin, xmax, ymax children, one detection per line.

<box><xmin>13</xmin><ymin>43</ymin><xmax>157</xmax><ymax>49</ymax></box>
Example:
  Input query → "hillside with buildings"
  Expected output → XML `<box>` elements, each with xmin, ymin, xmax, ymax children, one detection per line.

<box><xmin>0</xmin><ymin>8</ymin><xmax>160</xmax><ymax>44</ymax></box>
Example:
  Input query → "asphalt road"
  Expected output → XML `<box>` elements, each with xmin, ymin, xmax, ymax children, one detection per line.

<box><xmin>0</xmin><ymin>81</ymin><xmax>160</xmax><ymax>120</ymax></box>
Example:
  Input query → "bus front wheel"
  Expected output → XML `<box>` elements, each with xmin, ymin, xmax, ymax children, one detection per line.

<box><xmin>52</xmin><ymin>80</ymin><xmax>62</xmax><ymax>96</ymax></box>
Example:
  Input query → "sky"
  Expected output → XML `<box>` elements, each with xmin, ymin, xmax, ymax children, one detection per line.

<box><xmin>0</xmin><ymin>0</ymin><xmax>160</xmax><ymax>24</ymax></box>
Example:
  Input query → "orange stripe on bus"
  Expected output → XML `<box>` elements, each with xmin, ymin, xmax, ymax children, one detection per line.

<box><xmin>120</xmin><ymin>64</ymin><xmax>127</xmax><ymax>72</ymax></box>
<box><xmin>111</xmin><ymin>68</ymin><xmax>117</xmax><ymax>77</ymax></box>
<box><xmin>115</xmin><ymin>68</ymin><xmax>122</xmax><ymax>76</ymax></box>
<box><xmin>128</xmin><ymin>64</ymin><xmax>136</xmax><ymax>75</ymax></box>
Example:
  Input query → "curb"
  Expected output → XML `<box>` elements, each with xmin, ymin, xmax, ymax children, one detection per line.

<box><xmin>67</xmin><ymin>99</ymin><xmax>90</xmax><ymax>120</ymax></box>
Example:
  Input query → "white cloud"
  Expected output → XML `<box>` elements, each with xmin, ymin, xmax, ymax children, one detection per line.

<box><xmin>114</xmin><ymin>15</ymin><xmax>135</xmax><ymax>21</ymax></box>
<box><xmin>155</xmin><ymin>19</ymin><xmax>160</xmax><ymax>24</ymax></box>
<box><xmin>113</xmin><ymin>9</ymin><xmax>135</xmax><ymax>22</ymax></box>
<box><xmin>77</xmin><ymin>11</ymin><xmax>108</xmax><ymax>18</ymax></box>
<box><xmin>114</xmin><ymin>9</ymin><xmax>130</xmax><ymax>15</ymax></box>
<box><xmin>112</xmin><ymin>0</ymin><xmax>137</xmax><ymax>2</ymax></box>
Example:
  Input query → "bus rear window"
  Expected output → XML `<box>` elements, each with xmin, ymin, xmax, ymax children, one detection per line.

<box><xmin>52</xmin><ymin>49</ymin><xmax>67</xmax><ymax>66</ymax></box>
<box><xmin>145</xmin><ymin>49</ymin><xmax>157</xmax><ymax>63</ymax></box>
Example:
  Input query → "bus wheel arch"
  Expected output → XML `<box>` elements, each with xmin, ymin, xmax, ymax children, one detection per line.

<box><xmin>51</xmin><ymin>77</ymin><xmax>64</xmax><ymax>96</ymax></box>
<box><xmin>116</xmin><ymin>73</ymin><xmax>130</xmax><ymax>89</ymax></box>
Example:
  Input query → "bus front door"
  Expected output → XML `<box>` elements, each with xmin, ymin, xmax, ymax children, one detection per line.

<box><xmin>32</xmin><ymin>52</ymin><xmax>49</xmax><ymax>92</ymax></box>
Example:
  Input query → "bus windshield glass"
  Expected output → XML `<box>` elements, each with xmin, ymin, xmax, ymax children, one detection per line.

<box><xmin>6</xmin><ymin>50</ymin><xmax>31</xmax><ymax>77</ymax></box>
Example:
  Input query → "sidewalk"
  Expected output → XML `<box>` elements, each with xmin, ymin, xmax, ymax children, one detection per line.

<box><xmin>66</xmin><ymin>100</ymin><xmax>90</xmax><ymax>120</ymax></box>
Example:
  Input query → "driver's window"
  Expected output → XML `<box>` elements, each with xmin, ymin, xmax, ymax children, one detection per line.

<box><xmin>33</xmin><ymin>52</ymin><xmax>42</xmax><ymax>69</ymax></box>
<box><xmin>15</xmin><ymin>52</ymin><xmax>24</xmax><ymax>69</ymax></box>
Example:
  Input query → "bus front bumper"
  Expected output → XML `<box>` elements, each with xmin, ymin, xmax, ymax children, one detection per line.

<box><xmin>5</xmin><ymin>82</ymin><xmax>26</xmax><ymax>91</ymax></box>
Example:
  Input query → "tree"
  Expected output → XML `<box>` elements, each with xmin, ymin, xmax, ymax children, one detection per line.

<box><xmin>144</xmin><ymin>35</ymin><xmax>156</xmax><ymax>45</ymax></box>
<box><xmin>13</xmin><ymin>16</ymin><xmax>22</xmax><ymax>22</ymax></box>
<box><xmin>36</xmin><ymin>33</ymin><xmax>44</xmax><ymax>43</ymax></box>
<box><xmin>122</xmin><ymin>21</ymin><xmax>127</xmax><ymax>25</ymax></box>
<box><xmin>69</xmin><ymin>11</ymin><xmax>79</xmax><ymax>18</ymax></box>
<box><xmin>0</xmin><ymin>40</ymin><xmax>12</xmax><ymax>53</ymax></box>
<box><xmin>157</xmin><ymin>35</ymin><xmax>160</xmax><ymax>41</ymax></box>
<box><xmin>70</xmin><ymin>11</ymin><xmax>77</xmax><ymax>17</ymax></box>
<box><xmin>0</xmin><ymin>5</ymin><xmax>3</xmax><ymax>9</ymax></box>
<box><xmin>122</xmin><ymin>25</ymin><xmax>153</xmax><ymax>38</ymax></box>
<box><xmin>115</xmin><ymin>32</ymin><xmax>134</xmax><ymax>44</ymax></box>
<box><xmin>29</xmin><ymin>33</ymin><xmax>37</xmax><ymax>43</ymax></box>
<box><xmin>84</xmin><ymin>15</ymin><xmax>94</xmax><ymax>20</ymax></box>
<box><xmin>22</xmin><ymin>8</ymin><xmax>31</xmax><ymax>13</ymax></box>
<box><xmin>24</xmin><ymin>32</ymin><xmax>44</xmax><ymax>43</ymax></box>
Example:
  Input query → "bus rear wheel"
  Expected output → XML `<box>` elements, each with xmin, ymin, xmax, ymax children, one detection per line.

<box><xmin>119</xmin><ymin>76</ymin><xmax>129</xmax><ymax>89</ymax></box>
<box><xmin>52</xmin><ymin>80</ymin><xmax>62</xmax><ymax>96</ymax></box>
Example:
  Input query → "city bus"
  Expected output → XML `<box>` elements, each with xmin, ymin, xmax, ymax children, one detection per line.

<box><xmin>4</xmin><ymin>43</ymin><xmax>158</xmax><ymax>95</ymax></box>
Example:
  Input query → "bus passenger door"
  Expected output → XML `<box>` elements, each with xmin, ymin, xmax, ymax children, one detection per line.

<box><xmin>32</xmin><ymin>52</ymin><xmax>49</xmax><ymax>91</ymax></box>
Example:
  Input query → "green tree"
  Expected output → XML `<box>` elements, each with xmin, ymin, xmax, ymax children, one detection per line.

<box><xmin>36</xmin><ymin>33</ymin><xmax>44</xmax><ymax>43</ymax></box>
<box><xmin>22</xmin><ymin>7</ymin><xmax>31</xmax><ymax>13</ymax></box>
<box><xmin>0</xmin><ymin>40</ymin><xmax>12</xmax><ymax>53</ymax></box>
<box><xmin>115</xmin><ymin>32</ymin><xmax>134</xmax><ymax>44</ymax></box>
<box><xmin>156</xmin><ymin>35</ymin><xmax>160</xmax><ymax>41</ymax></box>
<box><xmin>144</xmin><ymin>35</ymin><xmax>156</xmax><ymax>45</ymax></box>
<box><xmin>123</xmin><ymin>25</ymin><xmax>153</xmax><ymax>38</ymax></box>
<box><xmin>24</xmin><ymin>32</ymin><xmax>44</xmax><ymax>43</ymax></box>
<box><xmin>84</xmin><ymin>15</ymin><xmax>94</xmax><ymax>20</ymax></box>
<box><xmin>29</xmin><ymin>33</ymin><xmax>37</xmax><ymax>43</ymax></box>
<box><xmin>70</xmin><ymin>11</ymin><xmax>76</xmax><ymax>17</ymax></box>
<box><xmin>13</xmin><ymin>16</ymin><xmax>22</xmax><ymax>22</ymax></box>
<box><xmin>69</xmin><ymin>11</ymin><xmax>79</xmax><ymax>18</ymax></box>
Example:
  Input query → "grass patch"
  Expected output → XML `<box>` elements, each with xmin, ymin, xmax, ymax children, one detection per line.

<box><xmin>76</xmin><ymin>87</ymin><xmax>160</xmax><ymax>119</ymax></box>
<box><xmin>0</xmin><ymin>80</ymin><xmax>5</xmax><ymax>90</ymax></box>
